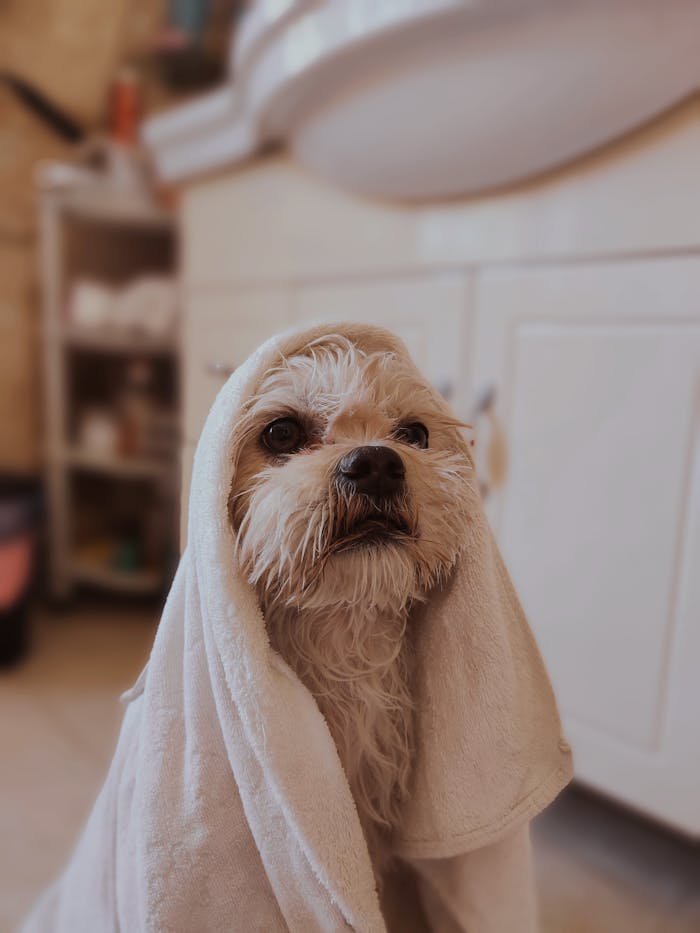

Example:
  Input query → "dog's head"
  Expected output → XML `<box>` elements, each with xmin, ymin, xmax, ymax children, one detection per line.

<box><xmin>229</xmin><ymin>336</ymin><xmax>475</xmax><ymax>613</ymax></box>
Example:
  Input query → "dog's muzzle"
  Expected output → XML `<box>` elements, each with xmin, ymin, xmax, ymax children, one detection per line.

<box><xmin>337</xmin><ymin>446</ymin><xmax>405</xmax><ymax>501</ymax></box>
<box><xmin>331</xmin><ymin>447</ymin><xmax>413</xmax><ymax>549</ymax></box>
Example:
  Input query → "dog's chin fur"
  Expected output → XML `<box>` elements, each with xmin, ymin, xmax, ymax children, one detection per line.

<box><xmin>228</xmin><ymin>337</ymin><xmax>474</xmax><ymax>876</ymax></box>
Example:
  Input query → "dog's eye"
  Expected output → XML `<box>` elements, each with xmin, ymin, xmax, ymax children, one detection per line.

<box><xmin>261</xmin><ymin>417</ymin><xmax>306</xmax><ymax>455</ymax></box>
<box><xmin>394</xmin><ymin>421</ymin><xmax>429</xmax><ymax>449</ymax></box>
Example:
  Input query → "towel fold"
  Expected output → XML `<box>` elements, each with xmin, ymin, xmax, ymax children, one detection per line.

<box><xmin>24</xmin><ymin>322</ymin><xmax>572</xmax><ymax>932</ymax></box>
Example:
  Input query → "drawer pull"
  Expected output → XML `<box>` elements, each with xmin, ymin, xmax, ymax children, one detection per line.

<box><xmin>472</xmin><ymin>384</ymin><xmax>508</xmax><ymax>499</ymax></box>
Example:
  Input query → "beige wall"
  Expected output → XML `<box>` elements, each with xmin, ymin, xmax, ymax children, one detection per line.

<box><xmin>0</xmin><ymin>0</ymin><xmax>165</xmax><ymax>124</ymax></box>
<box><xmin>0</xmin><ymin>87</ymin><xmax>68</xmax><ymax>472</ymax></box>
<box><xmin>0</xmin><ymin>242</ymin><xmax>40</xmax><ymax>472</ymax></box>
<box><xmin>0</xmin><ymin>0</ymin><xmax>165</xmax><ymax>472</ymax></box>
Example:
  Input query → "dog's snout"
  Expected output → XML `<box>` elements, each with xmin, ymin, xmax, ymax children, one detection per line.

<box><xmin>338</xmin><ymin>446</ymin><xmax>405</xmax><ymax>499</ymax></box>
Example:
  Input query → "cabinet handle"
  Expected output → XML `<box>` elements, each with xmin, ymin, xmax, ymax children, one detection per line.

<box><xmin>472</xmin><ymin>384</ymin><xmax>508</xmax><ymax>498</ymax></box>
<box><xmin>205</xmin><ymin>361</ymin><xmax>236</xmax><ymax>379</ymax></box>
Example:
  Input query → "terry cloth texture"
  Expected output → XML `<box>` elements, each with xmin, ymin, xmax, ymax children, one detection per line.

<box><xmin>23</xmin><ymin>322</ymin><xmax>572</xmax><ymax>932</ymax></box>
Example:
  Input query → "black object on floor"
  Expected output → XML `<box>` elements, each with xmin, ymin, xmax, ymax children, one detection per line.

<box><xmin>0</xmin><ymin>475</ymin><xmax>42</xmax><ymax>667</ymax></box>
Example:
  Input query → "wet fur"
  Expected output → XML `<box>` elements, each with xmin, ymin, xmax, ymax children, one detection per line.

<box><xmin>228</xmin><ymin>337</ymin><xmax>473</xmax><ymax>875</ymax></box>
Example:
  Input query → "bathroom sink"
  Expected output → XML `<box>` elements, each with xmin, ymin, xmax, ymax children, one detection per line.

<box><xmin>144</xmin><ymin>0</ymin><xmax>699</xmax><ymax>199</ymax></box>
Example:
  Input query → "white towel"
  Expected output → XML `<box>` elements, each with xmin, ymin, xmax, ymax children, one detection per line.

<box><xmin>24</xmin><ymin>323</ymin><xmax>572</xmax><ymax>932</ymax></box>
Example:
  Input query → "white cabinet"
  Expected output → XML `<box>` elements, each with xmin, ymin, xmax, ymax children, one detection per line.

<box><xmin>178</xmin><ymin>105</ymin><xmax>699</xmax><ymax>834</ymax></box>
<box><xmin>295</xmin><ymin>273</ymin><xmax>472</xmax><ymax>415</ymax></box>
<box><xmin>472</xmin><ymin>257</ymin><xmax>700</xmax><ymax>834</ymax></box>
<box><xmin>181</xmin><ymin>274</ymin><xmax>472</xmax><ymax>542</ymax></box>
<box><xmin>184</xmin><ymin>288</ymin><xmax>295</xmax><ymax>444</ymax></box>
<box><xmin>183</xmin><ymin>274</ymin><xmax>472</xmax><ymax>443</ymax></box>
<box><xmin>180</xmin><ymin>287</ymin><xmax>295</xmax><ymax>543</ymax></box>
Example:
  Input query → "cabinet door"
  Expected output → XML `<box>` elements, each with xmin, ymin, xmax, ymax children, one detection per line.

<box><xmin>472</xmin><ymin>257</ymin><xmax>700</xmax><ymax>834</ymax></box>
<box><xmin>184</xmin><ymin>288</ymin><xmax>294</xmax><ymax>444</ymax></box>
<box><xmin>295</xmin><ymin>274</ymin><xmax>472</xmax><ymax>416</ymax></box>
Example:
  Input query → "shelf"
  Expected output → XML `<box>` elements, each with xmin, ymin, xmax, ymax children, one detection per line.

<box><xmin>59</xmin><ymin>324</ymin><xmax>178</xmax><ymax>356</ymax></box>
<box><xmin>55</xmin><ymin>189</ymin><xmax>175</xmax><ymax>232</ymax></box>
<box><xmin>41</xmin><ymin>180</ymin><xmax>180</xmax><ymax>602</ymax></box>
<box><xmin>59</xmin><ymin>447</ymin><xmax>173</xmax><ymax>480</ymax></box>
<box><xmin>71</xmin><ymin>558</ymin><xmax>164</xmax><ymax>594</ymax></box>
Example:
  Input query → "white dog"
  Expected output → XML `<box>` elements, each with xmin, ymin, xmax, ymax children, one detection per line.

<box><xmin>229</xmin><ymin>335</ymin><xmax>472</xmax><ymax>877</ymax></box>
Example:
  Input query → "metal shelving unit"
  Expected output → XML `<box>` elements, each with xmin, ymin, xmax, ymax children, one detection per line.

<box><xmin>39</xmin><ymin>185</ymin><xmax>180</xmax><ymax>600</ymax></box>
<box><xmin>59</xmin><ymin>446</ymin><xmax>171</xmax><ymax>480</ymax></box>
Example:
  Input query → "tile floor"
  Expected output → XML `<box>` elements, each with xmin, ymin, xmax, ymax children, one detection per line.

<box><xmin>1</xmin><ymin>602</ymin><xmax>156</xmax><ymax>930</ymax></box>
<box><xmin>1</xmin><ymin>603</ymin><xmax>698</xmax><ymax>931</ymax></box>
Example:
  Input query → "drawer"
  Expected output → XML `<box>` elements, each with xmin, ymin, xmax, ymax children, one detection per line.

<box><xmin>184</xmin><ymin>288</ymin><xmax>294</xmax><ymax>444</ymax></box>
<box><xmin>295</xmin><ymin>273</ymin><xmax>473</xmax><ymax>415</ymax></box>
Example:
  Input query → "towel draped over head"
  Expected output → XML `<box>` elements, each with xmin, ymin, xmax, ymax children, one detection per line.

<box><xmin>24</xmin><ymin>323</ymin><xmax>572</xmax><ymax>933</ymax></box>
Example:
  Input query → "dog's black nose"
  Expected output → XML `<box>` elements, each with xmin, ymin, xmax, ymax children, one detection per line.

<box><xmin>338</xmin><ymin>446</ymin><xmax>405</xmax><ymax>499</ymax></box>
